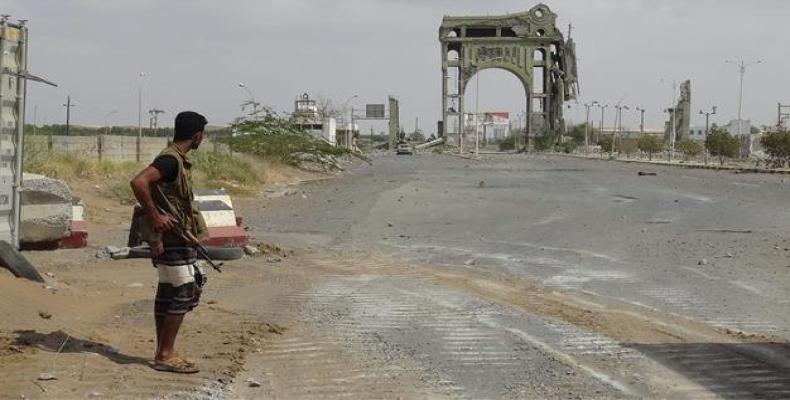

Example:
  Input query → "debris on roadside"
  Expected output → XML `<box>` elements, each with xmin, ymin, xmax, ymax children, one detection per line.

<box><xmin>698</xmin><ymin>259</ymin><xmax>709</xmax><ymax>266</ymax></box>
<box><xmin>243</xmin><ymin>245</ymin><xmax>260</xmax><ymax>257</ymax></box>
<box><xmin>696</xmin><ymin>229</ymin><xmax>753</xmax><ymax>234</ymax></box>
<box><xmin>255</xmin><ymin>242</ymin><xmax>292</xmax><ymax>258</ymax></box>
<box><xmin>96</xmin><ymin>246</ymin><xmax>130</xmax><ymax>260</ymax></box>
<box><xmin>638</xmin><ymin>171</ymin><xmax>657</xmax><ymax>176</ymax></box>
<box><xmin>246</xmin><ymin>378</ymin><xmax>262</xmax><ymax>388</ymax></box>
<box><xmin>37</xmin><ymin>310</ymin><xmax>52</xmax><ymax>320</ymax></box>
<box><xmin>37</xmin><ymin>373</ymin><xmax>57</xmax><ymax>381</ymax></box>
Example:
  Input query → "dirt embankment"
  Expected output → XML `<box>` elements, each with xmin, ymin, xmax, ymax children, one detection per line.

<box><xmin>0</xmin><ymin>161</ymin><xmax>330</xmax><ymax>399</ymax></box>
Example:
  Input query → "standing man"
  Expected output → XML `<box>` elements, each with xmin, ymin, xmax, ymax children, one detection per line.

<box><xmin>130</xmin><ymin>111</ymin><xmax>209</xmax><ymax>373</ymax></box>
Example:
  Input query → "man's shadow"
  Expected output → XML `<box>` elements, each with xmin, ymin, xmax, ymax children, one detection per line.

<box><xmin>13</xmin><ymin>330</ymin><xmax>150</xmax><ymax>366</ymax></box>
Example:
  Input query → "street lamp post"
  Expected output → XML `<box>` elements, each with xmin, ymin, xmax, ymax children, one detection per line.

<box><xmin>137</xmin><ymin>72</ymin><xmax>146</xmax><ymax>162</ymax></box>
<box><xmin>596</xmin><ymin>103</ymin><xmax>608</xmax><ymax>157</ymax></box>
<box><xmin>725</xmin><ymin>59</ymin><xmax>762</xmax><ymax>138</ymax></box>
<box><xmin>613</xmin><ymin>104</ymin><xmax>629</xmax><ymax>158</ymax></box>
<box><xmin>342</xmin><ymin>94</ymin><xmax>358</xmax><ymax>150</ymax></box>
<box><xmin>584</xmin><ymin>101</ymin><xmax>599</xmax><ymax>155</ymax></box>
<box><xmin>700</xmin><ymin>106</ymin><xmax>717</xmax><ymax>165</ymax></box>
<box><xmin>104</xmin><ymin>109</ymin><xmax>119</xmax><ymax>135</ymax></box>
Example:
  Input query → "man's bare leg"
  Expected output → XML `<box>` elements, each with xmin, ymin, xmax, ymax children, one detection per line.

<box><xmin>155</xmin><ymin>314</ymin><xmax>185</xmax><ymax>362</ymax></box>
<box><xmin>155</xmin><ymin>316</ymin><xmax>164</xmax><ymax>356</ymax></box>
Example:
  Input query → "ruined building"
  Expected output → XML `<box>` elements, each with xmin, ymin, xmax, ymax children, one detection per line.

<box><xmin>665</xmin><ymin>80</ymin><xmax>692</xmax><ymax>143</ymax></box>
<box><xmin>439</xmin><ymin>4</ymin><xmax>579</xmax><ymax>148</ymax></box>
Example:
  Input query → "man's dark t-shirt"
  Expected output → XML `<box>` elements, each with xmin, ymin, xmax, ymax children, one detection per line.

<box><xmin>151</xmin><ymin>155</ymin><xmax>178</xmax><ymax>183</ymax></box>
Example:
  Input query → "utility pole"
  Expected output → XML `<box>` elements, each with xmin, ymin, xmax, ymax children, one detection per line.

<box><xmin>725</xmin><ymin>59</ymin><xmax>762</xmax><ymax>137</ymax></box>
<box><xmin>62</xmin><ymin>96</ymin><xmax>76</xmax><ymax>136</ymax></box>
<box><xmin>613</xmin><ymin>104</ymin><xmax>629</xmax><ymax>158</ymax></box>
<box><xmin>700</xmin><ymin>106</ymin><xmax>717</xmax><ymax>165</ymax></box>
<box><xmin>148</xmin><ymin>108</ymin><xmax>165</xmax><ymax>136</ymax></box>
<box><xmin>342</xmin><ymin>94</ymin><xmax>358</xmax><ymax>150</ymax></box>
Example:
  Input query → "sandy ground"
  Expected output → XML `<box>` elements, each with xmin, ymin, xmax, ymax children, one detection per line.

<box><xmin>0</xmin><ymin>163</ymin><xmax>322</xmax><ymax>400</ymax></box>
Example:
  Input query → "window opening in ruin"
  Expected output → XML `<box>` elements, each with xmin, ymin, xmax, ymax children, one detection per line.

<box><xmin>501</xmin><ymin>28</ymin><xmax>517</xmax><ymax>37</ymax></box>
<box><xmin>467</xmin><ymin>27</ymin><xmax>497</xmax><ymax>37</ymax></box>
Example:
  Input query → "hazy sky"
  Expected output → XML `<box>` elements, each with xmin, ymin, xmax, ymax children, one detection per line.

<box><xmin>5</xmin><ymin>0</ymin><xmax>789</xmax><ymax>132</ymax></box>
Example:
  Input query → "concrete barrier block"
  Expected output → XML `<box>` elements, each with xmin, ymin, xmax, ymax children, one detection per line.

<box><xmin>20</xmin><ymin>173</ymin><xmax>73</xmax><ymax>244</ymax></box>
<box><xmin>194</xmin><ymin>189</ymin><xmax>248</xmax><ymax>248</ymax></box>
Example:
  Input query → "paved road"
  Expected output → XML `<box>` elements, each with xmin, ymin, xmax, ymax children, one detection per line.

<box><xmin>235</xmin><ymin>153</ymin><xmax>790</xmax><ymax>399</ymax></box>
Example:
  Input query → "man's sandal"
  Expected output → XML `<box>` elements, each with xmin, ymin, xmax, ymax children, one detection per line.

<box><xmin>152</xmin><ymin>357</ymin><xmax>199</xmax><ymax>374</ymax></box>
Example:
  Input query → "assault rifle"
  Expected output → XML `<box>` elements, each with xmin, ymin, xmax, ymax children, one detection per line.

<box><xmin>155</xmin><ymin>206</ymin><xmax>223</xmax><ymax>273</ymax></box>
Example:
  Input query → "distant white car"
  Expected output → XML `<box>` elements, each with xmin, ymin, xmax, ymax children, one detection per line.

<box><xmin>396</xmin><ymin>142</ymin><xmax>413</xmax><ymax>155</ymax></box>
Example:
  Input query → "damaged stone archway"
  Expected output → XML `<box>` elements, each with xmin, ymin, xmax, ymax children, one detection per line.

<box><xmin>439</xmin><ymin>3</ymin><xmax>579</xmax><ymax>149</ymax></box>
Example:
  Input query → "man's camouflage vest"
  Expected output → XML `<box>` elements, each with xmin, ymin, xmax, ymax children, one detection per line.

<box><xmin>140</xmin><ymin>144</ymin><xmax>207</xmax><ymax>246</ymax></box>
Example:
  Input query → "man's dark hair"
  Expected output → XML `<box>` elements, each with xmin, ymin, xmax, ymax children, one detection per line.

<box><xmin>174</xmin><ymin>111</ymin><xmax>207</xmax><ymax>141</ymax></box>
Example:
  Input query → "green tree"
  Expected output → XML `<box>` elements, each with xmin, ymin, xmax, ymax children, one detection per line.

<box><xmin>618</xmin><ymin>138</ymin><xmax>639</xmax><ymax>159</ymax></box>
<box><xmin>499</xmin><ymin>135</ymin><xmax>516</xmax><ymax>151</ymax></box>
<box><xmin>566</xmin><ymin>123</ymin><xmax>588</xmax><ymax>145</ymax></box>
<box><xmin>533</xmin><ymin>135</ymin><xmax>553</xmax><ymax>152</ymax></box>
<box><xmin>760</xmin><ymin>130</ymin><xmax>790</xmax><ymax>167</ymax></box>
<box><xmin>228</xmin><ymin>107</ymin><xmax>350</xmax><ymax>168</ymax></box>
<box><xmin>637</xmin><ymin>135</ymin><xmax>664</xmax><ymax>161</ymax></box>
<box><xmin>598</xmin><ymin>136</ymin><xmax>613</xmax><ymax>155</ymax></box>
<box><xmin>705</xmin><ymin>127</ymin><xmax>740</xmax><ymax>165</ymax></box>
<box><xmin>676</xmin><ymin>139</ymin><xmax>703</xmax><ymax>161</ymax></box>
<box><xmin>560</xmin><ymin>140</ymin><xmax>577</xmax><ymax>154</ymax></box>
